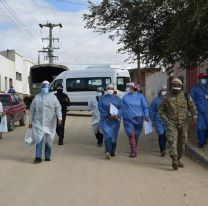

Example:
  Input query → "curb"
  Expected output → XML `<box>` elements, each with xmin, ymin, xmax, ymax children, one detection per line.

<box><xmin>186</xmin><ymin>143</ymin><xmax>208</xmax><ymax>167</ymax></box>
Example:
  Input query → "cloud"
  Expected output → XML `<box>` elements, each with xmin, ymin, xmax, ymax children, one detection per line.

<box><xmin>0</xmin><ymin>0</ymin><xmax>137</xmax><ymax>69</ymax></box>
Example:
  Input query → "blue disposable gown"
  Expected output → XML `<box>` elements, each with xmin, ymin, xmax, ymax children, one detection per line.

<box><xmin>149</xmin><ymin>95</ymin><xmax>166</xmax><ymax>136</ymax></box>
<box><xmin>122</xmin><ymin>93</ymin><xmax>149</xmax><ymax>137</ymax></box>
<box><xmin>191</xmin><ymin>84</ymin><xmax>208</xmax><ymax>131</ymax></box>
<box><xmin>29</xmin><ymin>93</ymin><xmax>62</xmax><ymax>147</ymax></box>
<box><xmin>98</xmin><ymin>94</ymin><xmax>123</xmax><ymax>142</ymax></box>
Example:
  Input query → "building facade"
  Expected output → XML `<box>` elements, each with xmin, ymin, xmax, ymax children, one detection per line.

<box><xmin>0</xmin><ymin>50</ymin><xmax>34</xmax><ymax>95</ymax></box>
<box><xmin>168</xmin><ymin>61</ymin><xmax>208</xmax><ymax>93</ymax></box>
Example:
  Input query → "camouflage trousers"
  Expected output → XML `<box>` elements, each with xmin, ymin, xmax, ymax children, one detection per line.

<box><xmin>166</xmin><ymin>121</ymin><xmax>188</xmax><ymax>157</ymax></box>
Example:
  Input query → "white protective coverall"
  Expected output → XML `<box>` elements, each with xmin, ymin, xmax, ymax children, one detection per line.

<box><xmin>88</xmin><ymin>96</ymin><xmax>101</xmax><ymax>133</ymax></box>
<box><xmin>29</xmin><ymin>93</ymin><xmax>62</xmax><ymax>147</ymax></box>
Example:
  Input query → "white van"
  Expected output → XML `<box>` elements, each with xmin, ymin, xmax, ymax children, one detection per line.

<box><xmin>50</xmin><ymin>65</ymin><xmax>131</xmax><ymax>111</ymax></box>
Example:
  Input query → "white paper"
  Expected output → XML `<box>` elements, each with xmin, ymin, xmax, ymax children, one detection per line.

<box><xmin>144</xmin><ymin>120</ymin><xmax>152</xmax><ymax>135</ymax></box>
<box><xmin>110</xmin><ymin>103</ymin><xmax>119</xmax><ymax>116</ymax></box>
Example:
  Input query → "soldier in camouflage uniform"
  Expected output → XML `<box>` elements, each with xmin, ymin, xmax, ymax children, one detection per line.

<box><xmin>159</xmin><ymin>78</ymin><xmax>197</xmax><ymax>170</ymax></box>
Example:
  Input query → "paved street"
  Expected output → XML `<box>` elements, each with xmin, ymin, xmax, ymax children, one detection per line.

<box><xmin>0</xmin><ymin>114</ymin><xmax>208</xmax><ymax>206</ymax></box>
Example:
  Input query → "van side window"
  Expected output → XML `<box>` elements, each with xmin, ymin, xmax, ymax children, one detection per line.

<box><xmin>50</xmin><ymin>79</ymin><xmax>63</xmax><ymax>92</ymax></box>
<box><xmin>117</xmin><ymin>77</ymin><xmax>131</xmax><ymax>91</ymax></box>
<box><xmin>66</xmin><ymin>77</ymin><xmax>111</xmax><ymax>92</ymax></box>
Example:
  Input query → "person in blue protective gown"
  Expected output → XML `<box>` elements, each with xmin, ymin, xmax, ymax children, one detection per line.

<box><xmin>122</xmin><ymin>83</ymin><xmax>149</xmax><ymax>157</ymax></box>
<box><xmin>149</xmin><ymin>86</ymin><xmax>167</xmax><ymax>156</ymax></box>
<box><xmin>191</xmin><ymin>73</ymin><xmax>208</xmax><ymax>148</ymax></box>
<box><xmin>98</xmin><ymin>84</ymin><xmax>123</xmax><ymax>159</ymax></box>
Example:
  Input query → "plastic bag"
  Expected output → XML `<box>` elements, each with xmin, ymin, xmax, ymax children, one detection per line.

<box><xmin>24</xmin><ymin>128</ymin><xmax>35</xmax><ymax>145</ymax></box>
<box><xmin>0</xmin><ymin>115</ymin><xmax>8</xmax><ymax>133</ymax></box>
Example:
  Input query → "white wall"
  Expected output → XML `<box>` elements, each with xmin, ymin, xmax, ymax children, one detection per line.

<box><xmin>0</xmin><ymin>50</ymin><xmax>34</xmax><ymax>95</ymax></box>
<box><xmin>0</xmin><ymin>55</ymin><xmax>15</xmax><ymax>93</ymax></box>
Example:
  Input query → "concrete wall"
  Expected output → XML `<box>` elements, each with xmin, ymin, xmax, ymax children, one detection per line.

<box><xmin>145</xmin><ymin>70</ymin><xmax>167</xmax><ymax>103</ymax></box>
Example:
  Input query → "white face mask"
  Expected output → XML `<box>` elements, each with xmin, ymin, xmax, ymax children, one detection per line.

<box><xmin>172</xmin><ymin>87</ymin><xmax>182</xmax><ymax>91</ymax></box>
<box><xmin>97</xmin><ymin>92</ymin><xmax>103</xmax><ymax>97</ymax></box>
<box><xmin>106</xmin><ymin>89</ymin><xmax>114</xmax><ymax>95</ymax></box>
<box><xmin>126</xmin><ymin>88</ymin><xmax>131</xmax><ymax>93</ymax></box>
<box><xmin>201</xmin><ymin>79</ymin><xmax>207</xmax><ymax>85</ymax></box>
<box><xmin>161</xmin><ymin>91</ymin><xmax>167</xmax><ymax>96</ymax></box>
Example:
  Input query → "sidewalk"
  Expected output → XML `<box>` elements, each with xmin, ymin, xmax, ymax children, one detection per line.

<box><xmin>187</xmin><ymin>119</ymin><xmax>208</xmax><ymax>167</ymax></box>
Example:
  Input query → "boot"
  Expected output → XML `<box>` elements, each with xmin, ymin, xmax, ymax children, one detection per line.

<box><xmin>178</xmin><ymin>158</ymin><xmax>184</xmax><ymax>168</ymax></box>
<box><xmin>171</xmin><ymin>155</ymin><xmax>178</xmax><ymax>170</ymax></box>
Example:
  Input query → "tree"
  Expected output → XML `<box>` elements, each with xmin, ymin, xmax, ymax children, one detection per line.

<box><xmin>84</xmin><ymin>0</ymin><xmax>208</xmax><ymax>68</ymax></box>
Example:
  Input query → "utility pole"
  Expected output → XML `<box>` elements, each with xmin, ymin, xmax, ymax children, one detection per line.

<box><xmin>39</xmin><ymin>23</ymin><xmax>62</xmax><ymax>64</ymax></box>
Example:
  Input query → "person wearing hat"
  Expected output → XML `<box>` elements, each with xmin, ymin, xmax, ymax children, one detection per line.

<box><xmin>122</xmin><ymin>83</ymin><xmax>149</xmax><ymax>157</ymax></box>
<box><xmin>55</xmin><ymin>84</ymin><xmax>70</xmax><ymax>145</ymax></box>
<box><xmin>98</xmin><ymin>83</ymin><xmax>123</xmax><ymax>159</ymax></box>
<box><xmin>149</xmin><ymin>86</ymin><xmax>168</xmax><ymax>156</ymax></box>
<box><xmin>88</xmin><ymin>87</ymin><xmax>105</xmax><ymax>147</ymax></box>
<box><xmin>159</xmin><ymin>78</ymin><xmax>197</xmax><ymax>170</ymax></box>
<box><xmin>191</xmin><ymin>73</ymin><xmax>208</xmax><ymax>148</ymax></box>
<box><xmin>29</xmin><ymin>80</ymin><xmax>62</xmax><ymax>163</ymax></box>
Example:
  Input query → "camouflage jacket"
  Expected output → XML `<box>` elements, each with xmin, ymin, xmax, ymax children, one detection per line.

<box><xmin>159</xmin><ymin>91</ymin><xmax>197</xmax><ymax>125</ymax></box>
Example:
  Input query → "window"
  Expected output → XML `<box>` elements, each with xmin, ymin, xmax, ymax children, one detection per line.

<box><xmin>16</xmin><ymin>72</ymin><xmax>22</xmax><ymax>81</ymax></box>
<box><xmin>66</xmin><ymin>77</ymin><xmax>111</xmax><ymax>92</ymax></box>
<box><xmin>11</xmin><ymin>95</ymin><xmax>16</xmax><ymax>105</ymax></box>
<box><xmin>117</xmin><ymin>77</ymin><xmax>130</xmax><ymax>91</ymax></box>
<box><xmin>5</xmin><ymin>77</ymin><xmax>8</xmax><ymax>91</ymax></box>
<box><xmin>0</xmin><ymin>95</ymin><xmax>10</xmax><ymax>106</ymax></box>
<box><xmin>50</xmin><ymin>79</ymin><xmax>63</xmax><ymax>92</ymax></box>
<box><xmin>9</xmin><ymin>78</ymin><xmax>13</xmax><ymax>87</ymax></box>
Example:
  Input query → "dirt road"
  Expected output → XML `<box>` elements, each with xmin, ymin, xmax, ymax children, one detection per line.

<box><xmin>0</xmin><ymin>115</ymin><xmax>207</xmax><ymax>206</ymax></box>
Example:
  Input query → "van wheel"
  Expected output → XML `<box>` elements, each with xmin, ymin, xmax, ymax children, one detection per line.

<box><xmin>8</xmin><ymin>117</ymin><xmax>15</xmax><ymax>132</ymax></box>
<box><xmin>19</xmin><ymin>113</ymin><xmax>26</xmax><ymax>126</ymax></box>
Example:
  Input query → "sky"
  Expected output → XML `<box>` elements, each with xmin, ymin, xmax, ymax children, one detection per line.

<box><xmin>0</xmin><ymin>0</ymin><xmax>137</xmax><ymax>69</ymax></box>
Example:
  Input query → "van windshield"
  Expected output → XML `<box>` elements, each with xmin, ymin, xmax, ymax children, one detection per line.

<box><xmin>66</xmin><ymin>77</ymin><xmax>111</xmax><ymax>92</ymax></box>
<box><xmin>117</xmin><ymin>77</ymin><xmax>131</xmax><ymax>91</ymax></box>
<box><xmin>50</xmin><ymin>79</ymin><xmax>63</xmax><ymax>92</ymax></box>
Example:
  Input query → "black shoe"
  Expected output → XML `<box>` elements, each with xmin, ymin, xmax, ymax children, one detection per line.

<box><xmin>33</xmin><ymin>158</ymin><xmax>42</xmax><ymax>164</ymax></box>
<box><xmin>110</xmin><ymin>152</ymin><xmax>115</xmax><ymax>157</ymax></box>
<box><xmin>45</xmin><ymin>158</ymin><xmax>51</xmax><ymax>161</ymax></box>
<box><xmin>161</xmin><ymin>151</ymin><xmax>166</xmax><ymax>157</ymax></box>
<box><xmin>199</xmin><ymin>144</ymin><xmax>205</xmax><ymax>149</ymax></box>
<box><xmin>58</xmin><ymin>141</ymin><xmax>63</xmax><ymax>145</ymax></box>
<box><xmin>97</xmin><ymin>143</ymin><xmax>102</xmax><ymax>147</ymax></box>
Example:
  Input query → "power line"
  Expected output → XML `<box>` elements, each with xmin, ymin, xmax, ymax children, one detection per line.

<box><xmin>0</xmin><ymin>0</ymin><xmax>33</xmax><ymax>40</ymax></box>
<box><xmin>58</xmin><ymin>33</ymin><xmax>100</xmax><ymax>55</ymax></box>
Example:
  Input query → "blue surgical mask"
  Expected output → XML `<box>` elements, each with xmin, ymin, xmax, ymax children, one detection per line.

<box><xmin>41</xmin><ymin>87</ymin><xmax>49</xmax><ymax>94</ymax></box>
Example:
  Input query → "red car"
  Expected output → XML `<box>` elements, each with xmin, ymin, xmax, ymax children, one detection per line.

<box><xmin>0</xmin><ymin>93</ymin><xmax>26</xmax><ymax>131</ymax></box>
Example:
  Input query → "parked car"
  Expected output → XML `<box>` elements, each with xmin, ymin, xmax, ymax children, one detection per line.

<box><xmin>0</xmin><ymin>93</ymin><xmax>26</xmax><ymax>131</ymax></box>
